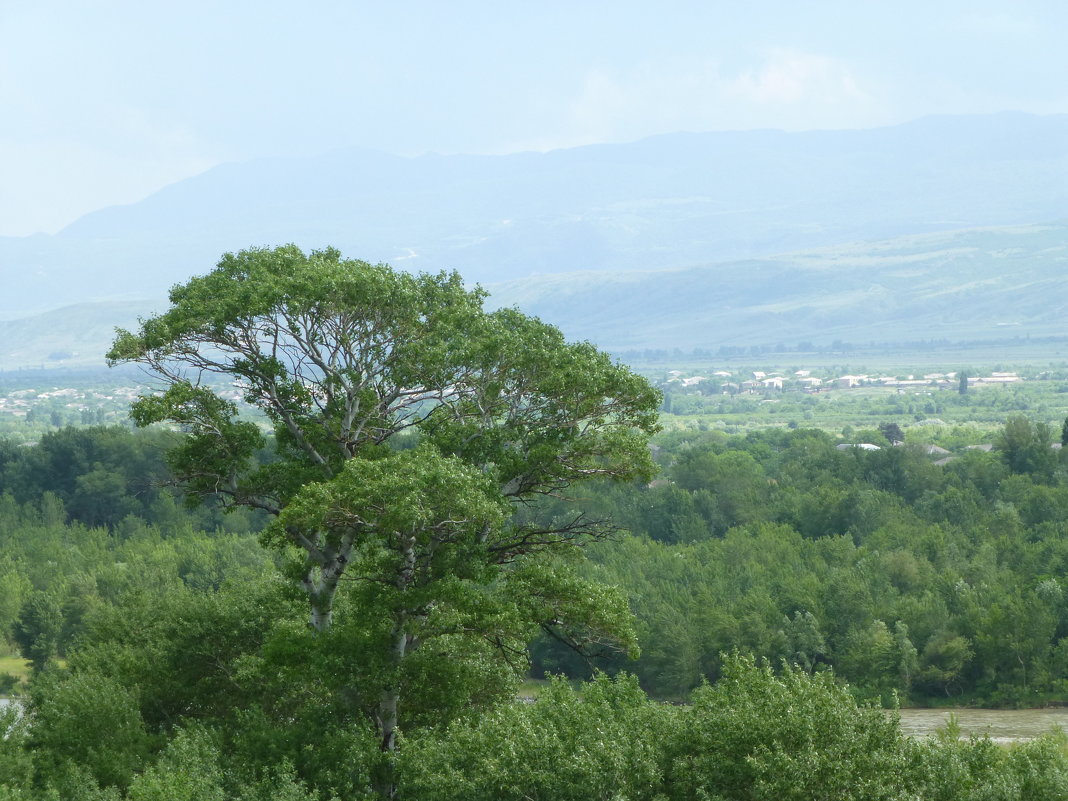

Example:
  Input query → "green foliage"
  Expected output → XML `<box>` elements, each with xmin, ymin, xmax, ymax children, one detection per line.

<box><xmin>0</xmin><ymin>673</ymin><xmax>19</xmax><ymax>695</ymax></box>
<box><xmin>0</xmin><ymin>425</ymin><xmax>265</xmax><ymax>533</ymax></box>
<box><xmin>109</xmin><ymin>243</ymin><xmax>658</xmax><ymax>525</ymax></box>
<box><xmin>672</xmin><ymin>449</ymin><xmax>770</xmax><ymax>534</ymax></box>
<box><xmin>123</xmin><ymin>728</ymin><xmax>327</xmax><ymax>801</ymax></box>
<box><xmin>400</xmin><ymin>673</ymin><xmax>673</xmax><ymax>801</ymax></box>
<box><xmin>13</xmin><ymin>592</ymin><xmax>63</xmax><ymax>673</ymax></box>
<box><xmin>670</xmin><ymin>654</ymin><xmax>914</xmax><ymax>801</ymax></box>
<box><xmin>997</xmin><ymin>416</ymin><xmax>1057</xmax><ymax>477</ymax></box>
<box><xmin>29</xmin><ymin>671</ymin><xmax>150</xmax><ymax>790</ymax></box>
<box><xmin>522</xmin><ymin>422</ymin><xmax>1068</xmax><ymax>705</ymax></box>
<box><xmin>917</xmin><ymin>631</ymin><xmax>974</xmax><ymax>694</ymax></box>
<box><xmin>777</xmin><ymin>610</ymin><xmax>828</xmax><ymax>674</ymax></box>
<box><xmin>880</xmin><ymin>421</ymin><xmax>905</xmax><ymax>444</ymax></box>
<box><xmin>125</xmin><ymin>728</ymin><xmax>226</xmax><ymax>801</ymax></box>
<box><xmin>0</xmin><ymin>706</ymin><xmax>33</xmax><ymax>796</ymax></box>
<box><xmin>0</xmin><ymin>487</ymin><xmax>273</xmax><ymax>670</ymax></box>
<box><xmin>17</xmin><ymin>291</ymin><xmax>1068</xmax><ymax>797</ymax></box>
<box><xmin>400</xmin><ymin>657</ymin><xmax>1068</xmax><ymax>801</ymax></box>
<box><xmin>909</xmin><ymin>731</ymin><xmax>1068</xmax><ymax>801</ymax></box>
<box><xmin>839</xmin><ymin>620</ymin><xmax>918</xmax><ymax>702</ymax></box>
<box><xmin>3</xmin><ymin>427</ymin><xmax>169</xmax><ymax>526</ymax></box>
<box><xmin>107</xmin><ymin>245</ymin><xmax>661</xmax><ymax>776</ymax></box>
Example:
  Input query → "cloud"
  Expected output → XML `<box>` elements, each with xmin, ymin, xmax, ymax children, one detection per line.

<box><xmin>503</xmin><ymin>49</ymin><xmax>886</xmax><ymax>152</ymax></box>
<box><xmin>727</xmin><ymin>48</ymin><xmax>868</xmax><ymax>107</ymax></box>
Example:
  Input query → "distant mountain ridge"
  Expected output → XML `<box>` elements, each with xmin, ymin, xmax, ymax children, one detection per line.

<box><xmin>486</xmin><ymin>222</ymin><xmax>1068</xmax><ymax>350</ymax></box>
<box><xmin>3</xmin><ymin>221</ymin><xmax>1066</xmax><ymax>369</ymax></box>
<box><xmin>2</xmin><ymin>112</ymin><xmax>1067</xmax><ymax>320</ymax></box>
<box><xmin>0</xmin><ymin>301</ymin><xmax>161</xmax><ymax>370</ymax></box>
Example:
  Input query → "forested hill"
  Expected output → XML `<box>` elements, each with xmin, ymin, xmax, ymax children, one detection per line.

<box><xmin>3</xmin><ymin>112</ymin><xmax>1067</xmax><ymax>319</ymax></box>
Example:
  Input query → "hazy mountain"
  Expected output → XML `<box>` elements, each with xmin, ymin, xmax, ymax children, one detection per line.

<box><xmin>0</xmin><ymin>301</ymin><xmax>163</xmax><ymax>370</ymax></box>
<box><xmin>489</xmin><ymin>222</ymin><xmax>1068</xmax><ymax>350</ymax></box>
<box><xmin>3</xmin><ymin>221</ymin><xmax>1066</xmax><ymax>370</ymax></box>
<box><xmin>2</xmin><ymin>112</ymin><xmax>1067</xmax><ymax>320</ymax></box>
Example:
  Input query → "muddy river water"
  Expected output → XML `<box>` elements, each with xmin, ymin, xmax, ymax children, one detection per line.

<box><xmin>897</xmin><ymin>707</ymin><xmax>1068</xmax><ymax>743</ymax></box>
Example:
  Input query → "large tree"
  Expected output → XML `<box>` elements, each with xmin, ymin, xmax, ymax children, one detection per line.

<box><xmin>108</xmin><ymin>245</ymin><xmax>659</xmax><ymax>756</ymax></box>
<box><xmin>996</xmin><ymin>416</ymin><xmax>1056</xmax><ymax>478</ymax></box>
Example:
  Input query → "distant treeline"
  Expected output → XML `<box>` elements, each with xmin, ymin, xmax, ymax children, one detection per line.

<box><xmin>0</xmin><ymin>426</ymin><xmax>267</xmax><ymax>531</ymax></box>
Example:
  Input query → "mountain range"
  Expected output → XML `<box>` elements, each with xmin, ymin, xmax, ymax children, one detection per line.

<box><xmin>490</xmin><ymin>222</ymin><xmax>1068</xmax><ymax>350</ymax></box>
<box><xmin>2</xmin><ymin>112</ymin><xmax>1067</xmax><ymax>366</ymax></box>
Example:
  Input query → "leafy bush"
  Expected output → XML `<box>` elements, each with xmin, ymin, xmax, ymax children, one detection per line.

<box><xmin>29</xmin><ymin>671</ymin><xmax>150</xmax><ymax>790</ymax></box>
<box><xmin>667</xmin><ymin>654</ymin><xmax>914</xmax><ymax>801</ymax></box>
<box><xmin>400</xmin><ymin>673</ymin><xmax>674</xmax><ymax>801</ymax></box>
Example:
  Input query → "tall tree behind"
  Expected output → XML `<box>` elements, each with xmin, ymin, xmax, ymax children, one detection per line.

<box><xmin>108</xmin><ymin>245</ymin><xmax>660</xmax><ymax>769</ymax></box>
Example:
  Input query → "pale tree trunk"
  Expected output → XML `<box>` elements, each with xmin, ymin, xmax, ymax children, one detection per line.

<box><xmin>379</xmin><ymin>622</ymin><xmax>411</xmax><ymax>752</ymax></box>
<box><xmin>300</xmin><ymin>535</ymin><xmax>353</xmax><ymax>633</ymax></box>
<box><xmin>308</xmin><ymin>591</ymin><xmax>334</xmax><ymax>632</ymax></box>
<box><xmin>378</xmin><ymin>532</ymin><xmax>417</xmax><ymax>749</ymax></box>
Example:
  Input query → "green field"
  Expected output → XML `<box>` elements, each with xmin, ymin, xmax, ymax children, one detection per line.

<box><xmin>643</xmin><ymin>356</ymin><xmax>1068</xmax><ymax>445</ymax></box>
<box><xmin>0</xmin><ymin>654</ymin><xmax>31</xmax><ymax>694</ymax></box>
<box><xmin>6</xmin><ymin>357</ymin><xmax>1068</xmax><ymax>447</ymax></box>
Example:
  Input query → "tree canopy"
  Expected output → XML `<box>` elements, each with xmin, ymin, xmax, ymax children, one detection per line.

<box><xmin>107</xmin><ymin>245</ymin><xmax>660</xmax><ymax>765</ymax></box>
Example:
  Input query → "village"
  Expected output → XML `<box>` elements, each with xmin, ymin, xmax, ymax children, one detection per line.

<box><xmin>0</xmin><ymin>370</ymin><xmax>1037</xmax><ymax>426</ymax></box>
<box><xmin>664</xmin><ymin>368</ymin><xmax>1023</xmax><ymax>394</ymax></box>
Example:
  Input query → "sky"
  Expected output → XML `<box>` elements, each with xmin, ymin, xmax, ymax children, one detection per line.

<box><xmin>2</xmin><ymin>0</ymin><xmax>1067</xmax><ymax>237</ymax></box>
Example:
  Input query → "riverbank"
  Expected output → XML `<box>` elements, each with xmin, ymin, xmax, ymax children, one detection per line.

<box><xmin>898</xmin><ymin>708</ymin><xmax>1068</xmax><ymax>743</ymax></box>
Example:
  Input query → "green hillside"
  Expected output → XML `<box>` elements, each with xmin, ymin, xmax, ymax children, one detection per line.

<box><xmin>3</xmin><ymin>222</ymin><xmax>1067</xmax><ymax>368</ymax></box>
<box><xmin>0</xmin><ymin>300</ymin><xmax>162</xmax><ymax>370</ymax></box>
<box><xmin>487</xmin><ymin>222</ymin><xmax>1068</xmax><ymax>350</ymax></box>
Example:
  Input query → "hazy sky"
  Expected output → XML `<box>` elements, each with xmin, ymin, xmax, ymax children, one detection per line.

<box><xmin>3</xmin><ymin>0</ymin><xmax>1066</xmax><ymax>236</ymax></box>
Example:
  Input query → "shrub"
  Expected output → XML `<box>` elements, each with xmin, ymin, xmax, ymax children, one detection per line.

<box><xmin>667</xmin><ymin>654</ymin><xmax>914</xmax><ymax>801</ymax></box>
<box><xmin>30</xmin><ymin>671</ymin><xmax>150</xmax><ymax>790</ymax></box>
<box><xmin>400</xmin><ymin>673</ymin><xmax>674</xmax><ymax>801</ymax></box>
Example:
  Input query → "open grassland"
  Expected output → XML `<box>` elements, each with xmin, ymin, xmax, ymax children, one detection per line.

<box><xmin>0</xmin><ymin>654</ymin><xmax>31</xmax><ymax>694</ymax></box>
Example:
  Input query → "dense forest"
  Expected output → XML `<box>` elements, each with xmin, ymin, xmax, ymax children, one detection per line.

<box><xmin>4</xmin><ymin>420</ymin><xmax>1068</xmax><ymax>798</ymax></box>
<box><xmin>535</xmin><ymin>420</ymin><xmax>1068</xmax><ymax>707</ymax></box>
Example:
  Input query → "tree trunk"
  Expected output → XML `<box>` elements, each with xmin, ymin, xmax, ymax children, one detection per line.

<box><xmin>373</xmin><ymin>534</ymin><xmax>417</xmax><ymax>798</ymax></box>
<box><xmin>379</xmin><ymin>624</ymin><xmax>409</xmax><ymax>752</ymax></box>
<box><xmin>309</xmin><ymin>595</ymin><xmax>333</xmax><ymax>632</ymax></box>
<box><xmin>300</xmin><ymin>535</ymin><xmax>353</xmax><ymax>633</ymax></box>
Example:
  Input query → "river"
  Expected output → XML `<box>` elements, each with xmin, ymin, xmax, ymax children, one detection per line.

<box><xmin>897</xmin><ymin>707</ymin><xmax>1068</xmax><ymax>743</ymax></box>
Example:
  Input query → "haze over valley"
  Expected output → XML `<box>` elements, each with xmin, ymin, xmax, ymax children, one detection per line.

<box><xmin>3</xmin><ymin>112</ymin><xmax>1067</xmax><ymax>368</ymax></box>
